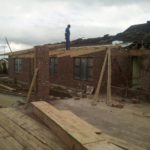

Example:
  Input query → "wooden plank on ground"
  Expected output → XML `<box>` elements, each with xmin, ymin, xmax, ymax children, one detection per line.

<box><xmin>32</xmin><ymin>101</ymin><xmax>104</xmax><ymax>150</ymax></box>
<box><xmin>85</xmin><ymin>140</ymin><xmax>124</xmax><ymax>150</ymax></box>
<box><xmin>0</xmin><ymin>126</ymin><xmax>24</xmax><ymax>150</ymax></box>
<box><xmin>32</xmin><ymin>101</ymin><xmax>146</xmax><ymax>150</ymax></box>
<box><xmin>0</xmin><ymin>83</ymin><xmax>16</xmax><ymax>91</ymax></box>
<box><xmin>61</xmin><ymin>110</ymin><xmax>101</xmax><ymax>134</ymax></box>
<box><xmin>0</xmin><ymin>111</ymin><xmax>53</xmax><ymax>150</ymax></box>
<box><xmin>0</xmin><ymin>108</ymin><xmax>68</xmax><ymax>150</ymax></box>
<box><xmin>101</xmin><ymin>134</ymin><xmax>146</xmax><ymax>150</ymax></box>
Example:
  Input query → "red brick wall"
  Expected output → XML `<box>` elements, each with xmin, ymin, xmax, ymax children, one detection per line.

<box><xmin>34</xmin><ymin>46</ymin><xmax>50</xmax><ymax>99</ymax></box>
<box><xmin>50</xmin><ymin>49</ymin><xmax>132</xmax><ymax>92</ymax></box>
<box><xmin>8</xmin><ymin>57</ymin><xmax>33</xmax><ymax>87</ymax></box>
<box><xmin>9</xmin><ymin>48</ymin><xmax>132</xmax><ymax>96</ymax></box>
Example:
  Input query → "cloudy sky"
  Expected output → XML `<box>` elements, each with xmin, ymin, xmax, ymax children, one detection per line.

<box><xmin>0</xmin><ymin>0</ymin><xmax>150</xmax><ymax>53</ymax></box>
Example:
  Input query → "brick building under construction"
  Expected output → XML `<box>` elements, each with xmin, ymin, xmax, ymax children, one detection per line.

<box><xmin>7</xmin><ymin>44</ymin><xmax>150</xmax><ymax>100</ymax></box>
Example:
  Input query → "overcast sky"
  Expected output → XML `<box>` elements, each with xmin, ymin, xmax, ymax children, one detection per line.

<box><xmin>0</xmin><ymin>0</ymin><xmax>150</xmax><ymax>53</ymax></box>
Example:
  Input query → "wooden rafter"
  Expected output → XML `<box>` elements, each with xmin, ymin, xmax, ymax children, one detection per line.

<box><xmin>128</xmin><ymin>49</ymin><xmax>150</xmax><ymax>56</ymax></box>
<box><xmin>10</xmin><ymin>53</ymin><xmax>34</xmax><ymax>58</ymax></box>
<box><xmin>5</xmin><ymin>45</ymin><xmax>121</xmax><ymax>58</ymax></box>
<box><xmin>70</xmin><ymin>47</ymin><xmax>107</xmax><ymax>57</ymax></box>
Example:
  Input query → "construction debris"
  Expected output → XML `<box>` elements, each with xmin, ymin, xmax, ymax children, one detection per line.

<box><xmin>86</xmin><ymin>85</ymin><xmax>94</xmax><ymax>95</ymax></box>
<box><xmin>131</xmin><ymin>98</ymin><xmax>140</xmax><ymax>104</ymax></box>
<box><xmin>110</xmin><ymin>101</ymin><xmax>124</xmax><ymax>109</ymax></box>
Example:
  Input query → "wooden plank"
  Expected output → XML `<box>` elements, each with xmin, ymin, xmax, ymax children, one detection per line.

<box><xmin>61</xmin><ymin>111</ymin><xmax>144</xmax><ymax>150</ymax></box>
<box><xmin>11</xmin><ymin>53</ymin><xmax>34</xmax><ymax>58</ymax></box>
<box><xmin>128</xmin><ymin>49</ymin><xmax>150</xmax><ymax>56</ymax></box>
<box><xmin>93</xmin><ymin>49</ymin><xmax>108</xmax><ymax>103</ymax></box>
<box><xmin>53</xmin><ymin>45</ymin><xmax>119</xmax><ymax>58</ymax></box>
<box><xmin>56</xmin><ymin>47</ymin><xmax>85</xmax><ymax>58</ymax></box>
<box><xmin>50</xmin><ymin>46</ymin><xmax>102</xmax><ymax>56</ymax></box>
<box><xmin>70</xmin><ymin>47</ymin><xmax>107</xmax><ymax>57</ymax></box>
<box><xmin>0</xmin><ymin>126</ymin><xmax>24</xmax><ymax>150</ymax></box>
<box><xmin>0</xmin><ymin>108</ymin><xmax>68</xmax><ymax>150</ymax></box>
<box><xmin>107</xmin><ymin>48</ymin><xmax>112</xmax><ymax>105</ymax></box>
<box><xmin>70</xmin><ymin>45</ymin><xmax>120</xmax><ymax>57</ymax></box>
<box><xmin>8</xmin><ymin>48</ymin><xmax>34</xmax><ymax>56</ymax></box>
<box><xmin>32</xmin><ymin>101</ymin><xmax>104</xmax><ymax>150</ymax></box>
<box><xmin>57</xmin><ymin>46</ymin><xmax>107</xmax><ymax>58</ymax></box>
<box><xmin>26</xmin><ymin>68</ymin><xmax>38</xmax><ymax>104</ymax></box>
<box><xmin>0</xmin><ymin>111</ymin><xmax>52</xmax><ymax>150</ymax></box>
<box><xmin>49</xmin><ymin>50</ymin><xmax>66</xmax><ymax>56</ymax></box>
<box><xmin>101</xmin><ymin>134</ymin><xmax>146</xmax><ymax>150</ymax></box>
<box><xmin>32</xmin><ymin>101</ymin><xmax>101</xmax><ymax>143</ymax></box>
<box><xmin>32</xmin><ymin>101</ymin><xmax>145</xmax><ymax>150</ymax></box>
<box><xmin>85</xmin><ymin>141</ymin><xmax>123</xmax><ymax>150</ymax></box>
<box><xmin>61</xmin><ymin>110</ymin><xmax>102</xmax><ymax>134</ymax></box>
<box><xmin>0</xmin><ymin>136</ymin><xmax>24</xmax><ymax>150</ymax></box>
<box><xmin>32</xmin><ymin>103</ymin><xmax>86</xmax><ymax>150</ymax></box>
<box><xmin>0</xmin><ymin>83</ymin><xmax>16</xmax><ymax>91</ymax></box>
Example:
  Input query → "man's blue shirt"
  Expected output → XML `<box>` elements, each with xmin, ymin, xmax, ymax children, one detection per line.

<box><xmin>65</xmin><ymin>27</ymin><xmax>70</xmax><ymax>40</ymax></box>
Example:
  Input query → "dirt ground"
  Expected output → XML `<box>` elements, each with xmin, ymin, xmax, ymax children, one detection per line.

<box><xmin>50</xmin><ymin>96</ymin><xmax>150</xmax><ymax>150</ymax></box>
<box><xmin>0</xmin><ymin>93</ymin><xmax>25</xmax><ymax>107</ymax></box>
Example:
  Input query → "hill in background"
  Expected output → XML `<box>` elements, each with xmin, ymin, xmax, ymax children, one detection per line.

<box><xmin>59</xmin><ymin>21</ymin><xmax>150</xmax><ymax>47</ymax></box>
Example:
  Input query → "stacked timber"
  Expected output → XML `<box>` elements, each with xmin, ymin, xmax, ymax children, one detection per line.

<box><xmin>0</xmin><ymin>108</ymin><xmax>69</xmax><ymax>150</ymax></box>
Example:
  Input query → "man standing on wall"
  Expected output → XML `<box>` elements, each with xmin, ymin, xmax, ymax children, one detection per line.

<box><xmin>65</xmin><ymin>24</ymin><xmax>71</xmax><ymax>50</ymax></box>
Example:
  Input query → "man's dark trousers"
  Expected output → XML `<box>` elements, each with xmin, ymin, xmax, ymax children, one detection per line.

<box><xmin>66</xmin><ymin>38</ymin><xmax>70</xmax><ymax>50</ymax></box>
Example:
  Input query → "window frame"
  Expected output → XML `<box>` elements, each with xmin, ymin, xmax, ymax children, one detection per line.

<box><xmin>15</xmin><ymin>58</ymin><xmax>22</xmax><ymax>73</ymax></box>
<box><xmin>49</xmin><ymin>57</ymin><xmax>58</xmax><ymax>76</ymax></box>
<box><xmin>74</xmin><ymin>57</ymin><xmax>93</xmax><ymax>81</ymax></box>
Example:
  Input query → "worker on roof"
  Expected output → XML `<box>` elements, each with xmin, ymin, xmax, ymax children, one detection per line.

<box><xmin>65</xmin><ymin>24</ymin><xmax>71</xmax><ymax>50</ymax></box>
